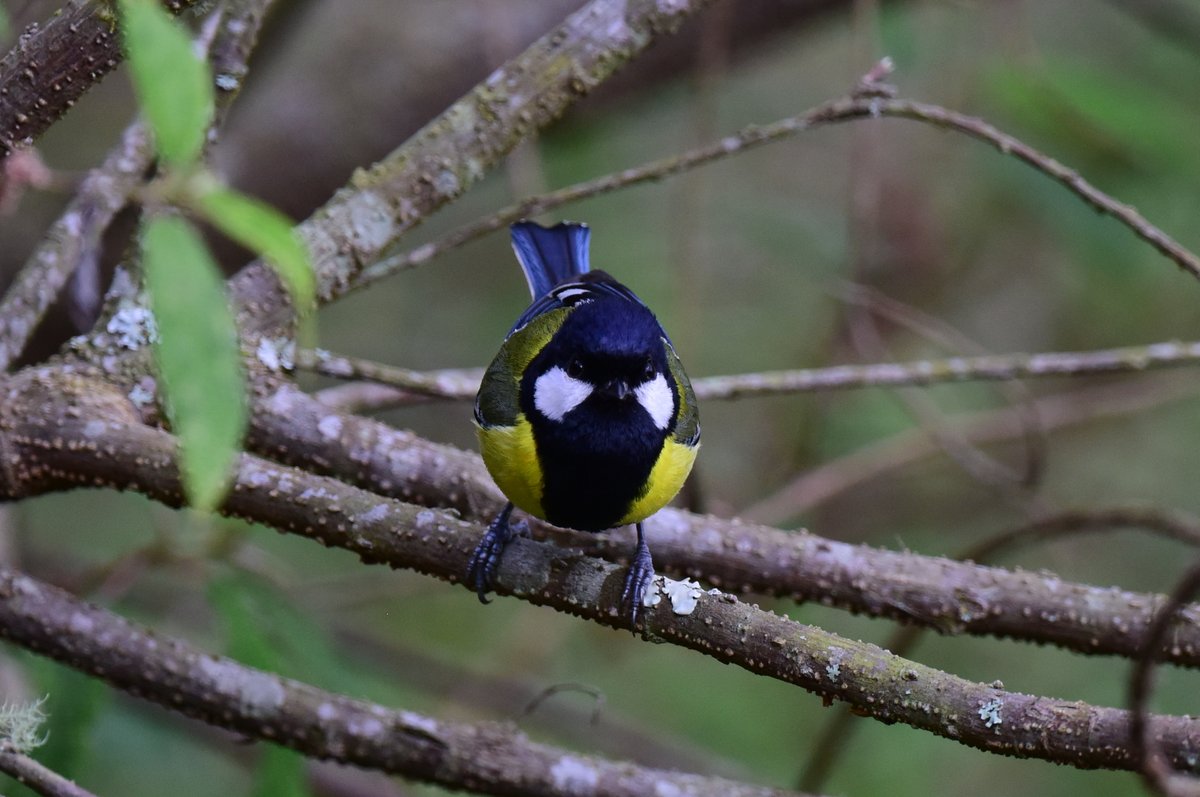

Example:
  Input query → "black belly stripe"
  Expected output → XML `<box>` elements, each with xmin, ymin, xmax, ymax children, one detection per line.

<box><xmin>533</xmin><ymin>407</ymin><xmax>663</xmax><ymax>532</ymax></box>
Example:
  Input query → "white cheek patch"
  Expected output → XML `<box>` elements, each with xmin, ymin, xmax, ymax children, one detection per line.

<box><xmin>533</xmin><ymin>366</ymin><xmax>594</xmax><ymax>421</ymax></box>
<box><xmin>635</xmin><ymin>373</ymin><xmax>675</xmax><ymax>430</ymax></box>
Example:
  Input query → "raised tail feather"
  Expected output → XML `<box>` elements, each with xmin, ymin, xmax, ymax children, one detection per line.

<box><xmin>510</xmin><ymin>221</ymin><xmax>591</xmax><ymax>299</ymax></box>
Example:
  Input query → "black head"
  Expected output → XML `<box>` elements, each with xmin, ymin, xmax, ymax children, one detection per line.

<box><xmin>521</xmin><ymin>290</ymin><xmax>677</xmax><ymax>434</ymax></box>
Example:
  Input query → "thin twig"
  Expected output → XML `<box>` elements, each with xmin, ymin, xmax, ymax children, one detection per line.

<box><xmin>744</xmin><ymin>374</ymin><xmax>1199</xmax><ymax>522</ymax></box>
<box><xmin>0</xmin><ymin>121</ymin><xmax>153</xmax><ymax>371</ymax></box>
<box><xmin>294</xmin><ymin>349</ymin><xmax>481</xmax><ymax>399</ymax></box>
<box><xmin>836</xmin><ymin>282</ymin><xmax>1047</xmax><ymax>490</ymax></box>
<box><xmin>968</xmin><ymin>507</ymin><xmax>1200</xmax><ymax>563</ymax></box>
<box><xmin>0</xmin><ymin>743</ymin><xmax>97</xmax><ymax>797</ymax></box>
<box><xmin>226</xmin><ymin>0</ymin><xmax>721</xmax><ymax>337</ymax></box>
<box><xmin>295</xmin><ymin>339</ymin><xmax>1200</xmax><ymax>413</ymax></box>
<box><xmin>1130</xmin><ymin>559</ymin><xmax>1200</xmax><ymax>797</ymax></box>
<box><xmin>0</xmin><ymin>0</ymin><xmax>278</xmax><ymax>372</ymax></box>
<box><xmin>843</xmin><ymin>288</ymin><xmax>1038</xmax><ymax>500</ymax></box>
<box><xmin>352</xmin><ymin>88</ymin><xmax>1200</xmax><ymax>293</ymax></box>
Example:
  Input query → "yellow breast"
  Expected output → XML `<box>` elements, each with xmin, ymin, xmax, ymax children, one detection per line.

<box><xmin>619</xmin><ymin>437</ymin><xmax>699</xmax><ymax>525</ymax></box>
<box><xmin>477</xmin><ymin>415</ymin><xmax>546</xmax><ymax>520</ymax></box>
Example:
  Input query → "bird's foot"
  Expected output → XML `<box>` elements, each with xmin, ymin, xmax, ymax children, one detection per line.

<box><xmin>619</xmin><ymin>533</ymin><xmax>656</xmax><ymax>631</ymax></box>
<box><xmin>467</xmin><ymin>503</ymin><xmax>515</xmax><ymax>603</ymax></box>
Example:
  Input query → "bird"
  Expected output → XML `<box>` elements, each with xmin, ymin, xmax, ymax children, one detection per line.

<box><xmin>468</xmin><ymin>220</ymin><xmax>700</xmax><ymax>628</ymax></box>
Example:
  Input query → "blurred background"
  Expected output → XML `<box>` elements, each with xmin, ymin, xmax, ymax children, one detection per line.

<box><xmin>3</xmin><ymin>0</ymin><xmax>1200</xmax><ymax>795</ymax></box>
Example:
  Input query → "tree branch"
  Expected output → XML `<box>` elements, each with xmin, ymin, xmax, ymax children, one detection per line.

<box><xmin>243</xmin><ymin>381</ymin><xmax>1200</xmax><ymax>668</ymax></box>
<box><xmin>3</xmin><ymin>372</ymin><xmax>1200</xmax><ymax>774</ymax></box>
<box><xmin>0</xmin><ymin>743</ymin><xmax>96</xmax><ymax>797</ymax></box>
<box><xmin>225</xmin><ymin>0</ymin><xmax>719</xmax><ymax>338</ymax></box>
<box><xmin>0</xmin><ymin>567</ymin><xmax>802</xmax><ymax>797</ymax></box>
<box><xmin>293</xmin><ymin>338</ymin><xmax>1200</xmax><ymax>407</ymax></box>
<box><xmin>1130</xmin><ymin>558</ymin><xmax>1200</xmax><ymax>797</ymax></box>
<box><xmin>0</xmin><ymin>0</ymin><xmax>280</xmax><ymax>372</ymax></box>
<box><xmin>0</xmin><ymin>0</ymin><xmax>202</xmax><ymax>158</ymax></box>
<box><xmin>353</xmin><ymin>80</ymin><xmax>1200</xmax><ymax>292</ymax></box>
<box><xmin>0</xmin><ymin>120</ymin><xmax>152</xmax><ymax>371</ymax></box>
<box><xmin>745</xmin><ymin>374</ymin><xmax>1199</xmax><ymax>521</ymax></box>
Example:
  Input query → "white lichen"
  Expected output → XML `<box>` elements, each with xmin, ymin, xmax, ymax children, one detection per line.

<box><xmin>255</xmin><ymin>337</ymin><xmax>295</xmax><ymax>372</ymax></box>
<box><xmin>317</xmin><ymin>415</ymin><xmax>343</xmax><ymax>440</ymax></box>
<box><xmin>128</xmin><ymin>377</ymin><xmax>157</xmax><ymax>408</ymax></box>
<box><xmin>198</xmin><ymin>657</ymin><xmax>285</xmax><ymax>717</ymax></box>
<box><xmin>660</xmin><ymin>577</ymin><xmax>704</xmax><ymax>615</ymax></box>
<box><xmin>641</xmin><ymin>580</ymin><xmax>663</xmax><ymax>609</ymax></box>
<box><xmin>549</xmin><ymin>755</ymin><xmax>599</xmax><ymax>796</ymax></box>
<box><xmin>355</xmin><ymin>503</ymin><xmax>390</xmax><ymax>526</ymax></box>
<box><xmin>346</xmin><ymin>715</ymin><xmax>385</xmax><ymax>739</ymax></box>
<box><xmin>83</xmin><ymin>420</ymin><xmax>108</xmax><ymax>438</ymax></box>
<box><xmin>106</xmin><ymin>305</ymin><xmax>159</xmax><ymax>350</ymax></box>
<box><xmin>68</xmin><ymin>612</ymin><xmax>95</xmax><ymax>634</ymax></box>
<box><xmin>653</xmin><ymin>781</ymin><xmax>684</xmax><ymax>797</ymax></box>
<box><xmin>0</xmin><ymin>696</ymin><xmax>49</xmax><ymax>753</ymax></box>
<box><xmin>978</xmin><ymin>697</ymin><xmax>1003</xmax><ymax>728</ymax></box>
<box><xmin>825</xmin><ymin>646</ymin><xmax>846</xmax><ymax>681</ymax></box>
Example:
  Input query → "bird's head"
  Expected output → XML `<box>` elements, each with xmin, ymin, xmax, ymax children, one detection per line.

<box><xmin>525</xmin><ymin>299</ymin><xmax>676</xmax><ymax>432</ymax></box>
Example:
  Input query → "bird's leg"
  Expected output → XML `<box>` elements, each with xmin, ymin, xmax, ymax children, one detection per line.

<box><xmin>620</xmin><ymin>522</ymin><xmax>656</xmax><ymax>629</ymax></box>
<box><xmin>467</xmin><ymin>502</ymin><xmax>515</xmax><ymax>603</ymax></box>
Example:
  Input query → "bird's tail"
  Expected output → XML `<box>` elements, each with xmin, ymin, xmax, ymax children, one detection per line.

<box><xmin>510</xmin><ymin>221</ymin><xmax>591</xmax><ymax>299</ymax></box>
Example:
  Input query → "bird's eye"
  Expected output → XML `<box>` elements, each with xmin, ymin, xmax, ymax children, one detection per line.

<box><xmin>567</xmin><ymin>357</ymin><xmax>586</xmax><ymax>379</ymax></box>
<box><xmin>642</xmin><ymin>357</ymin><xmax>655</xmax><ymax>380</ymax></box>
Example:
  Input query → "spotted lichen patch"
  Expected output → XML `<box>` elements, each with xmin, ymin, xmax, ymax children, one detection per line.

<box><xmin>354</xmin><ymin>502</ymin><xmax>390</xmax><ymax>527</ymax></box>
<box><xmin>255</xmin><ymin>337</ymin><xmax>295</xmax><ymax>372</ymax></box>
<box><xmin>106</xmin><ymin>305</ymin><xmax>159</xmax><ymax>350</ymax></box>
<box><xmin>549</xmin><ymin>755</ymin><xmax>599</xmax><ymax>796</ymax></box>
<box><xmin>317</xmin><ymin>414</ymin><xmax>343</xmax><ymax>441</ymax></box>
<box><xmin>978</xmin><ymin>697</ymin><xmax>1003</xmax><ymax>729</ymax></box>
<box><xmin>197</xmin><ymin>656</ymin><xmax>285</xmax><ymax>718</ymax></box>
<box><xmin>127</xmin><ymin>376</ymin><xmax>157</xmax><ymax>408</ymax></box>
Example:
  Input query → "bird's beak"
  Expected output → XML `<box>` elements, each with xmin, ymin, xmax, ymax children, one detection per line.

<box><xmin>601</xmin><ymin>378</ymin><xmax>632</xmax><ymax>400</ymax></box>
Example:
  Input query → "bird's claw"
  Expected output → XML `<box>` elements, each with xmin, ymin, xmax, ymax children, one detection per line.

<box><xmin>619</xmin><ymin>538</ymin><xmax>655</xmax><ymax>632</ymax></box>
<box><xmin>467</xmin><ymin>503</ymin><xmax>515</xmax><ymax>603</ymax></box>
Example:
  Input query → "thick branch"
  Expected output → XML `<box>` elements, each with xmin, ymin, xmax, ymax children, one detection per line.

<box><xmin>225</xmin><ymin>0</ymin><xmax>717</xmax><ymax>336</ymax></box>
<box><xmin>246</xmin><ymin>382</ymin><xmax>1200</xmax><ymax>668</ymax></box>
<box><xmin>3</xmin><ymin>372</ymin><xmax>1200</xmax><ymax>773</ymax></box>
<box><xmin>0</xmin><ymin>0</ymin><xmax>279</xmax><ymax>372</ymax></box>
<box><xmin>0</xmin><ymin>1</ymin><xmax>200</xmax><ymax>158</ymax></box>
<box><xmin>0</xmin><ymin>568</ymin><xmax>799</xmax><ymax>797</ymax></box>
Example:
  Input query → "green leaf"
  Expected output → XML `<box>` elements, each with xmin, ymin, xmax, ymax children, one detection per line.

<box><xmin>193</xmin><ymin>185</ymin><xmax>316</xmax><ymax>311</ymax></box>
<box><xmin>209</xmin><ymin>574</ymin><xmax>313</xmax><ymax>797</ymax></box>
<box><xmin>142</xmin><ymin>216</ymin><xmax>246</xmax><ymax>511</ymax></box>
<box><xmin>119</xmin><ymin>0</ymin><xmax>213</xmax><ymax>166</ymax></box>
